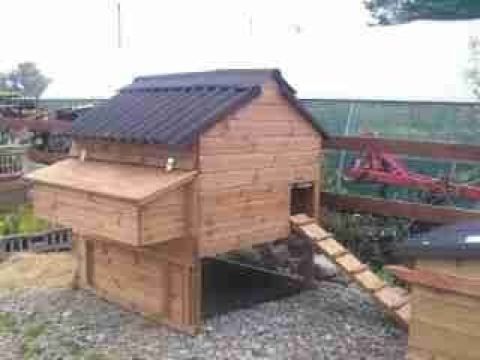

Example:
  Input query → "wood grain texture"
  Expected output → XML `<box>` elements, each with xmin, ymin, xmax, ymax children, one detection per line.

<box><xmin>26</xmin><ymin>158</ymin><xmax>197</xmax><ymax>204</ymax></box>
<box><xmin>415</xmin><ymin>259</ymin><xmax>480</xmax><ymax>278</ymax></box>
<box><xmin>140</xmin><ymin>188</ymin><xmax>187</xmax><ymax>245</ymax></box>
<box><xmin>82</xmin><ymin>238</ymin><xmax>200</xmax><ymax>333</ymax></box>
<box><xmin>322</xmin><ymin>192</ymin><xmax>480</xmax><ymax>224</ymax></box>
<box><xmin>32</xmin><ymin>182</ymin><xmax>189</xmax><ymax>246</ymax></box>
<box><xmin>198</xmin><ymin>81</ymin><xmax>323</xmax><ymax>256</ymax></box>
<box><xmin>32</xmin><ymin>184</ymin><xmax>140</xmax><ymax>245</ymax></box>
<box><xmin>292</xmin><ymin>215</ymin><xmax>410</xmax><ymax>328</ymax></box>
<box><xmin>324</xmin><ymin>135</ymin><xmax>480</xmax><ymax>162</ymax></box>
<box><xmin>387</xmin><ymin>265</ymin><xmax>480</xmax><ymax>299</ymax></box>
<box><xmin>70</xmin><ymin>139</ymin><xmax>196</xmax><ymax>170</ymax></box>
<box><xmin>405</xmin><ymin>260</ymin><xmax>480</xmax><ymax>360</ymax></box>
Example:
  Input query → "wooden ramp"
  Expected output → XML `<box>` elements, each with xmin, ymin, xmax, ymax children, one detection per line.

<box><xmin>290</xmin><ymin>214</ymin><xmax>410</xmax><ymax>329</ymax></box>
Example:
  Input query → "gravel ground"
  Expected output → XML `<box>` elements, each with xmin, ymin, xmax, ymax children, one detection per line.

<box><xmin>0</xmin><ymin>283</ymin><xmax>407</xmax><ymax>360</ymax></box>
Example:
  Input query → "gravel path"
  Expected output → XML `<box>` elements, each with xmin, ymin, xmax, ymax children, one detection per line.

<box><xmin>0</xmin><ymin>283</ymin><xmax>406</xmax><ymax>359</ymax></box>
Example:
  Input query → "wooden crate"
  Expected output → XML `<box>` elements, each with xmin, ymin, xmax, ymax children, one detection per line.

<box><xmin>76</xmin><ymin>235</ymin><xmax>201</xmax><ymax>334</ymax></box>
<box><xmin>407</xmin><ymin>259</ymin><xmax>480</xmax><ymax>360</ymax></box>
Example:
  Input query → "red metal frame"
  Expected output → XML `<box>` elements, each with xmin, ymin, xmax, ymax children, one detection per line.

<box><xmin>345</xmin><ymin>143</ymin><xmax>480</xmax><ymax>202</ymax></box>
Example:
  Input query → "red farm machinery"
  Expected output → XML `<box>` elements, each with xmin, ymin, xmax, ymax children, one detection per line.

<box><xmin>344</xmin><ymin>140</ymin><xmax>480</xmax><ymax>203</ymax></box>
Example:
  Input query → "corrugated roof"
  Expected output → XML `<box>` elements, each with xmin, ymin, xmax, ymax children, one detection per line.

<box><xmin>72</xmin><ymin>69</ymin><xmax>327</xmax><ymax>145</ymax></box>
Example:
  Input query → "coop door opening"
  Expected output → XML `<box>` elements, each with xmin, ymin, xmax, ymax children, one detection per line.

<box><xmin>290</xmin><ymin>182</ymin><xmax>314</xmax><ymax>217</ymax></box>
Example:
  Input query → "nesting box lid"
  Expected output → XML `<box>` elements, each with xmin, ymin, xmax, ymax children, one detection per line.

<box><xmin>26</xmin><ymin>158</ymin><xmax>197</xmax><ymax>204</ymax></box>
<box><xmin>406</xmin><ymin>221</ymin><xmax>480</xmax><ymax>259</ymax></box>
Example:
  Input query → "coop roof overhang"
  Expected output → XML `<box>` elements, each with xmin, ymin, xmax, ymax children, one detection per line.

<box><xmin>70</xmin><ymin>69</ymin><xmax>328</xmax><ymax>145</ymax></box>
<box><xmin>25</xmin><ymin>158</ymin><xmax>197</xmax><ymax>205</ymax></box>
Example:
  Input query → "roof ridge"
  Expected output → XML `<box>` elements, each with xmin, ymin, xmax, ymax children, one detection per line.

<box><xmin>134</xmin><ymin>68</ymin><xmax>280</xmax><ymax>82</ymax></box>
<box><xmin>120</xmin><ymin>84</ymin><xmax>259</xmax><ymax>94</ymax></box>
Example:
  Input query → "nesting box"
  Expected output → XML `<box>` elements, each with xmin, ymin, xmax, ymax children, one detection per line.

<box><xmin>26</xmin><ymin>69</ymin><xmax>327</xmax><ymax>333</ymax></box>
<box><xmin>400</xmin><ymin>223</ymin><xmax>480</xmax><ymax>360</ymax></box>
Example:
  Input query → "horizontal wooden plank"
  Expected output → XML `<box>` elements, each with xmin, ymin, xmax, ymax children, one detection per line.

<box><xmin>324</xmin><ymin>136</ymin><xmax>480</xmax><ymax>162</ymax></box>
<box><xmin>322</xmin><ymin>192</ymin><xmax>480</xmax><ymax>224</ymax></box>
<box><xmin>416</xmin><ymin>259</ymin><xmax>480</xmax><ymax>278</ymax></box>
<box><xmin>200</xmin><ymin>135</ymin><xmax>320</xmax><ymax>156</ymax></box>
<box><xmin>72</xmin><ymin>139</ymin><xmax>196</xmax><ymax>170</ymax></box>
<box><xmin>411</xmin><ymin>287</ymin><xmax>480</xmax><ymax>335</ymax></box>
<box><xmin>27</xmin><ymin>158</ymin><xmax>197</xmax><ymax>204</ymax></box>
<box><xmin>387</xmin><ymin>265</ymin><xmax>480</xmax><ymax>299</ymax></box>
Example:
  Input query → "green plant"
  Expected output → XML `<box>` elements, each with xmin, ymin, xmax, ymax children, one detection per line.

<box><xmin>324</xmin><ymin>210</ymin><xmax>410</xmax><ymax>268</ymax></box>
<box><xmin>0</xmin><ymin>205</ymin><xmax>49</xmax><ymax>236</ymax></box>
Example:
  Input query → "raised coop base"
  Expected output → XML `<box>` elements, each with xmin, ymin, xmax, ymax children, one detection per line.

<box><xmin>74</xmin><ymin>235</ymin><xmax>201</xmax><ymax>334</ymax></box>
<box><xmin>73</xmin><ymin>234</ymin><xmax>308</xmax><ymax>334</ymax></box>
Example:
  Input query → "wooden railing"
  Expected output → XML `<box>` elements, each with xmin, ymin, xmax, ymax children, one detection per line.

<box><xmin>0</xmin><ymin>145</ymin><xmax>27</xmax><ymax>180</ymax></box>
<box><xmin>323</xmin><ymin>136</ymin><xmax>480</xmax><ymax>223</ymax></box>
<box><xmin>0</xmin><ymin>227</ymin><xmax>72</xmax><ymax>253</ymax></box>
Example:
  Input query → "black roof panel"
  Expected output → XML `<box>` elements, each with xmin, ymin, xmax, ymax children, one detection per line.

<box><xmin>71</xmin><ymin>69</ymin><xmax>326</xmax><ymax>145</ymax></box>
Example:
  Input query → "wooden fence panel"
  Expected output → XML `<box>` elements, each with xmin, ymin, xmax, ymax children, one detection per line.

<box><xmin>324</xmin><ymin>136</ymin><xmax>480</xmax><ymax>162</ymax></box>
<box><xmin>322</xmin><ymin>192</ymin><xmax>480</xmax><ymax>224</ymax></box>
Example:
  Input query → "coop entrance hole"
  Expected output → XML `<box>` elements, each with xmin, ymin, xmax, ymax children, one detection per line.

<box><xmin>290</xmin><ymin>182</ymin><xmax>315</xmax><ymax>217</ymax></box>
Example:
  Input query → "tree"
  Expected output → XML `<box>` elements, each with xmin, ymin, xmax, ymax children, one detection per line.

<box><xmin>8</xmin><ymin>62</ymin><xmax>51</xmax><ymax>99</ymax></box>
<box><xmin>365</xmin><ymin>0</ymin><xmax>480</xmax><ymax>25</ymax></box>
<box><xmin>466</xmin><ymin>37</ymin><xmax>480</xmax><ymax>98</ymax></box>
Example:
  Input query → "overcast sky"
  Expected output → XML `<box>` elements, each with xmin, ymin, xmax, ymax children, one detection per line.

<box><xmin>1</xmin><ymin>0</ymin><xmax>479</xmax><ymax>100</ymax></box>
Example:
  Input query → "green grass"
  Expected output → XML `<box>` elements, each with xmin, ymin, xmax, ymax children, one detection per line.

<box><xmin>21</xmin><ymin>322</ymin><xmax>47</xmax><ymax>359</ymax></box>
<box><xmin>20</xmin><ymin>320</ymin><xmax>112</xmax><ymax>360</ymax></box>
<box><xmin>0</xmin><ymin>308</ymin><xmax>111</xmax><ymax>359</ymax></box>
<box><xmin>0</xmin><ymin>312</ymin><xmax>16</xmax><ymax>334</ymax></box>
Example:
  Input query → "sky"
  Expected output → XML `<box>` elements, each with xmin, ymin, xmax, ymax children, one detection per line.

<box><xmin>1</xmin><ymin>0</ymin><xmax>479</xmax><ymax>101</ymax></box>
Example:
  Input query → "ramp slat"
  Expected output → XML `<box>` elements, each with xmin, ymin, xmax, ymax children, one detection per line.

<box><xmin>354</xmin><ymin>270</ymin><xmax>387</xmax><ymax>292</ymax></box>
<box><xmin>316</xmin><ymin>238</ymin><xmax>348</xmax><ymax>258</ymax></box>
<box><xmin>290</xmin><ymin>214</ymin><xmax>410</xmax><ymax>328</ymax></box>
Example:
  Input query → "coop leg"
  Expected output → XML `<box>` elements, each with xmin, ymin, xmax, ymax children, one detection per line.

<box><xmin>72</xmin><ymin>233</ymin><xmax>91</xmax><ymax>290</ymax></box>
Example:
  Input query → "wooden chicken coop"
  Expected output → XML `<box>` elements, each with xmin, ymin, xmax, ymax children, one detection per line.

<box><xmin>26</xmin><ymin>69</ymin><xmax>327</xmax><ymax>333</ymax></box>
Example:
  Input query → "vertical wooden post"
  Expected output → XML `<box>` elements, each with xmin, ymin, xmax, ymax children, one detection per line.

<box><xmin>72</xmin><ymin>233</ymin><xmax>92</xmax><ymax>289</ymax></box>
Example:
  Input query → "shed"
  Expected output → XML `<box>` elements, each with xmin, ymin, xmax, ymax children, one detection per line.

<box><xmin>27</xmin><ymin>69</ymin><xmax>327</xmax><ymax>333</ymax></box>
<box><xmin>389</xmin><ymin>222</ymin><xmax>480</xmax><ymax>360</ymax></box>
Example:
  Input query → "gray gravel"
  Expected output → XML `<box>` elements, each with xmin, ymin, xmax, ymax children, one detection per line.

<box><xmin>0</xmin><ymin>283</ymin><xmax>406</xmax><ymax>359</ymax></box>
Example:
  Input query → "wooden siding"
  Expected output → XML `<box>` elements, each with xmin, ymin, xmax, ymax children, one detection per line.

<box><xmin>32</xmin><ymin>184</ymin><xmax>140</xmax><ymax>245</ymax></box>
<box><xmin>408</xmin><ymin>259</ymin><xmax>480</xmax><ymax>360</ymax></box>
<box><xmin>26</xmin><ymin>158</ymin><xmax>197</xmax><ymax>205</ymax></box>
<box><xmin>140</xmin><ymin>187</ymin><xmax>187</xmax><ymax>245</ymax></box>
<box><xmin>32</xmin><ymin>181</ymin><xmax>190</xmax><ymax>246</ymax></box>
<box><xmin>79</xmin><ymin>237</ymin><xmax>200</xmax><ymax>333</ymax></box>
<box><xmin>70</xmin><ymin>139</ymin><xmax>196</xmax><ymax>170</ymax></box>
<box><xmin>198</xmin><ymin>81</ymin><xmax>323</xmax><ymax>256</ymax></box>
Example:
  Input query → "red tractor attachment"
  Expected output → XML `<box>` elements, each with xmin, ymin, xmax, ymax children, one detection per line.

<box><xmin>345</xmin><ymin>144</ymin><xmax>480</xmax><ymax>202</ymax></box>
